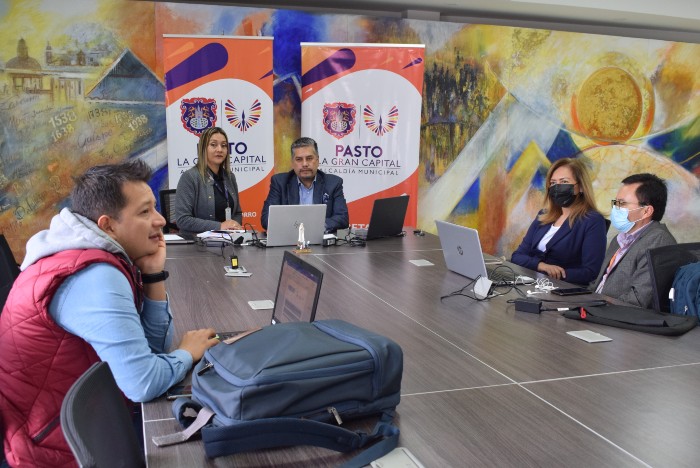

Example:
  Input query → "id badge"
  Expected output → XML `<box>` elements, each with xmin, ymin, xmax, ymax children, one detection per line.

<box><xmin>224</xmin><ymin>207</ymin><xmax>232</xmax><ymax>220</ymax></box>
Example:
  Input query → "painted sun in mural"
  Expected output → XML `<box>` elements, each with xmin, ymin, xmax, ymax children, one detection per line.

<box><xmin>572</xmin><ymin>67</ymin><xmax>645</xmax><ymax>143</ymax></box>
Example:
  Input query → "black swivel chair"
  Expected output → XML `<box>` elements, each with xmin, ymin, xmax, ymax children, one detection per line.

<box><xmin>158</xmin><ymin>189</ymin><xmax>178</xmax><ymax>233</ymax></box>
<box><xmin>0</xmin><ymin>234</ymin><xmax>21</xmax><ymax>311</ymax></box>
<box><xmin>60</xmin><ymin>362</ymin><xmax>146</xmax><ymax>468</ymax></box>
<box><xmin>646</xmin><ymin>242</ymin><xmax>700</xmax><ymax>313</ymax></box>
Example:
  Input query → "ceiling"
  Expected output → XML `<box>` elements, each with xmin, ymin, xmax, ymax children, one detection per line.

<box><xmin>163</xmin><ymin>0</ymin><xmax>700</xmax><ymax>42</ymax></box>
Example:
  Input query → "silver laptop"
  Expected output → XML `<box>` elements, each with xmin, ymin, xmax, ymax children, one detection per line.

<box><xmin>217</xmin><ymin>251</ymin><xmax>323</xmax><ymax>340</ymax></box>
<box><xmin>265</xmin><ymin>204</ymin><xmax>326</xmax><ymax>247</ymax></box>
<box><xmin>436</xmin><ymin>220</ymin><xmax>534</xmax><ymax>284</ymax></box>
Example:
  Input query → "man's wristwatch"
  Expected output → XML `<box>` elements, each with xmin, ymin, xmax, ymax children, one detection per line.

<box><xmin>141</xmin><ymin>270</ymin><xmax>169</xmax><ymax>284</ymax></box>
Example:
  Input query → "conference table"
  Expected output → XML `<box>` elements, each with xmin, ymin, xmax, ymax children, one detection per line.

<box><xmin>143</xmin><ymin>233</ymin><xmax>700</xmax><ymax>467</ymax></box>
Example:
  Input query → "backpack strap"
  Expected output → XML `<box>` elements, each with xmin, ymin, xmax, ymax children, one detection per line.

<box><xmin>155</xmin><ymin>399</ymin><xmax>399</xmax><ymax>467</ymax></box>
<box><xmin>151</xmin><ymin>399</ymin><xmax>214</xmax><ymax>447</ymax></box>
<box><xmin>562</xmin><ymin>304</ymin><xmax>698</xmax><ymax>336</ymax></box>
<box><xmin>202</xmin><ymin>412</ymin><xmax>399</xmax><ymax>467</ymax></box>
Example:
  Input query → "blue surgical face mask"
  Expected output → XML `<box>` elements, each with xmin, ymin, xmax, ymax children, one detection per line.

<box><xmin>610</xmin><ymin>205</ymin><xmax>645</xmax><ymax>233</ymax></box>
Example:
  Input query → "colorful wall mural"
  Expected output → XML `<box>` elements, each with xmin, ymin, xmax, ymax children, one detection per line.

<box><xmin>1</xmin><ymin>0</ymin><xmax>698</xmax><ymax>262</ymax></box>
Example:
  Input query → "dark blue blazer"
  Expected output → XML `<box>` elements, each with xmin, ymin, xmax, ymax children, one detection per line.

<box><xmin>260</xmin><ymin>169</ymin><xmax>349</xmax><ymax>232</ymax></box>
<box><xmin>511</xmin><ymin>210</ymin><xmax>607</xmax><ymax>285</ymax></box>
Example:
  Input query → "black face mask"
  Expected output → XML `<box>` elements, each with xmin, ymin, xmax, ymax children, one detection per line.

<box><xmin>549</xmin><ymin>184</ymin><xmax>577</xmax><ymax>208</ymax></box>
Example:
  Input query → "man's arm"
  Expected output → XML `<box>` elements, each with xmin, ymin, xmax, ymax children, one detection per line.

<box><xmin>615</xmin><ymin>250</ymin><xmax>653</xmax><ymax>307</ymax></box>
<box><xmin>49</xmin><ymin>264</ymin><xmax>204</xmax><ymax>402</ymax></box>
<box><xmin>615</xmin><ymin>229</ymin><xmax>677</xmax><ymax>308</ymax></box>
<box><xmin>324</xmin><ymin>178</ymin><xmax>349</xmax><ymax>231</ymax></box>
<box><xmin>261</xmin><ymin>176</ymin><xmax>284</xmax><ymax>230</ymax></box>
<box><xmin>601</xmin><ymin>226</ymin><xmax>677</xmax><ymax>307</ymax></box>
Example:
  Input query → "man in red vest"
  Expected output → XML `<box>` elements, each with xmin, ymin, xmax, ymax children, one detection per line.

<box><xmin>0</xmin><ymin>160</ymin><xmax>219</xmax><ymax>467</ymax></box>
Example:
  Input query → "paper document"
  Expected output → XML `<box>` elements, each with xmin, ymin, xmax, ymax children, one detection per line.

<box><xmin>164</xmin><ymin>234</ymin><xmax>193</xmax><ymax>244</ymax></box>
<box><xmin>197</xmin><ymin>230</ymin><xmax>245</xmax><ymax>239</ymax></box>
<box><xmin>567</xmin><ymin>330</ymin><xmax>612</xmax><ymax>343</ymax></box>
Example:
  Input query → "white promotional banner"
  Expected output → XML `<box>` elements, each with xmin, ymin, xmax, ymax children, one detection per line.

<box><xmin>163</xmin><ymin>35</ymin><xmax>274</xmax><ymax>227</ymax></box>
<box><xmin>301</xmin><ymin>43</ymin><xmax>425</xmax><ymax>227</ymax></box>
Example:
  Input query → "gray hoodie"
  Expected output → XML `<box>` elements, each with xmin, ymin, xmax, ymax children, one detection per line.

<box><xmin>21</xmin><ymin>208</ymin><xmax>131</xmax><ymax>271</ymax></box>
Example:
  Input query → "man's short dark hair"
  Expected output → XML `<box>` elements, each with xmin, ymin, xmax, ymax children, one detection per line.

<box><xmin>290</xmin><ymin>137</ymin><xmax>319</xmax><ymax>158</ymax></box>
<box><xmin>621</xmin><ymin>173</ymin><xmax>668</xmax><ymax>221</ymax></box>
<box><xmin>71</xmin><ymin>159</ymin><xmax>152</xmax><ymax>222</ymax></box>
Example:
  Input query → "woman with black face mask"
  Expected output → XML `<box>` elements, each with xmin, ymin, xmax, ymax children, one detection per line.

<box><xmin>510</xmin><ymin>158</ymin><xmax>607</xmax><ymax>286</ymax></box>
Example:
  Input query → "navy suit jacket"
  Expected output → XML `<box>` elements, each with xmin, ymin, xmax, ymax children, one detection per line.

<box><xmin>511</xmin><ymin>210</ymin><xmax>607</xmax><ymax>285</ymax></box>
<box><xmin>260</xmin><ymin>169</ymin><xmax>349</xmax><ymax>232</ymax></box>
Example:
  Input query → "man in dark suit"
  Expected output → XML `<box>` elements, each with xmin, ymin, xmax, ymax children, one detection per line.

<box><xmin>594</xmin><ymin>173</ymin><xmax>676</xmax><ymax>308</ymax></box>
<box><xmin>261</xmin><ymin>137</ymin><xmax>349</xmax><ymax>232</ymax></box>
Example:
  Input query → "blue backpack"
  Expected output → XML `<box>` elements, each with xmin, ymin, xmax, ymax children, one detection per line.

<box><xmin>153</xmin><ymin>320</ymin><xmax>402</xmax><ymax>467</ymax></box>
<box><xmin>670</xmin><ymin>262</ymin><xmax>700</xmax><ymax>317</ymax></box>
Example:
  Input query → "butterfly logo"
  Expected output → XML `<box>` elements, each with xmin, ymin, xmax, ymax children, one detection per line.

<box><xmin>225</xmin><ymin>99</ymin><xmax>262</xmax><ymax>132</ymax></box>
<box><xmin>363</xmin><ymin>105</ymin><xmax>398</xmax><ymax>136</ymax></box>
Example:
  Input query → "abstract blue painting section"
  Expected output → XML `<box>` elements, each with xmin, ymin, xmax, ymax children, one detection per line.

<box><xmin>546</xmin><ymin>129</ymin><xmax>580</xmax><ymax>162</ymax></box>
<box><xmin>266</xmin><ymin>10</ymin><xmax>325</xmax><ymax>84</ymax></box>
<box><xmin>647</xmin><ymin>116</ymin><xmax>700</xmax><ymax>173</ymax></box>
<box><xmin>454</xmin><ymin>179</ymin><xmax>480</xmax><ymax>214</ymax></box>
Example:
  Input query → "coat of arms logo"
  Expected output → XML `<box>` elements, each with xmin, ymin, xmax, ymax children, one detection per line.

<box><xmin>322</xmin><ymin>102</ymin><xmax>356</xmax><ymax>139</ymax></box>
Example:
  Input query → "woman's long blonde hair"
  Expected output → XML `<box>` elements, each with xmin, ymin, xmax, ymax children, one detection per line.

<box><xmin>195</xmin><ymin>127</ymin><xmax>231</xmax><ymax>180</ymax></box>
<box><xmin>538</xmin><ymin>158</ymin><xmax>599</xmax><ymax>225</ymax></box>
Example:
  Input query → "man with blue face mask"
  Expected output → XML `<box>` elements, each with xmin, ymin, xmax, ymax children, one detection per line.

<box><xmin>593</xmin><ymin>173</ymin><xmax>677</xmax><ymax>307</ymax></box>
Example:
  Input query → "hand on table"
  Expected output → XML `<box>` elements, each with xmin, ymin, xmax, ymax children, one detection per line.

<box><xmin>537</xmin><ymin>262</ymin><xmax>566</xmax><ymax>280</ymax></box>
<box><xmin>220</xmin><ymin>220</ymin><xmax>242</xmax><ymax>230</ymax></box>
<box><xmin>179</xmin><ymin>328</ymin><xmax>219</xmax><ymax>363</ymax></box>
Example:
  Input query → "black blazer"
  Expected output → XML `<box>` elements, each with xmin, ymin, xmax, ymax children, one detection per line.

<box><xmin>511</xmin><ymin>210</ymin><xmax>607</xmax><ymax>285</ymax></box>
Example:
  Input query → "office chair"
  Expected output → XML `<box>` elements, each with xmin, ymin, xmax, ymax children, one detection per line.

<box><xmin>60</xmin><ymin>362</ymin><xmax>146</xmax><ymax>468</ymax></box>
<box><xmin>0</xmin><ymin>234</ymin><xmax>20</xmax><ymax>311</ymax></box>
<box><xmin>646</xmin><ymin>242</ymin><xmax>700</xmax><ymax>313</ymax></box>
<box><xmin>158</xmin><ymin>189</ymin><xmax>178</xmax><ymax>233</ymax></box>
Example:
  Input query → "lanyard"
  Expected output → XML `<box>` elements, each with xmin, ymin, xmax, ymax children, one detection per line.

<box><xmin>209</xmin><ymin>172</ymin><xmax>230</xmax><ymax>208</ymax></box>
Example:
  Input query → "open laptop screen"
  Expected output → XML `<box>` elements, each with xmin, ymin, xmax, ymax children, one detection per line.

<box><xmin>271</xmin><ymin>251</ymin><xmax>324</xmax><ymax>324</ymax></box>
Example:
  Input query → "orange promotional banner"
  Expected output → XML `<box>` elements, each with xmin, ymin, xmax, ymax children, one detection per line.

<box><xmin>163</xmin><ymin>35</ymin><xmax>273</xmax><ymax>229</ymax></box>
<box><xmin>300</xmin><ymin>43</ymin><xmax>425</xmax><ymax>228</ymax></box>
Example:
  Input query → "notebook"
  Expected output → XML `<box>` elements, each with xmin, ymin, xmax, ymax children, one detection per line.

<box><xmin>218</xmin><ymin>251</ymin><xmax>323</xmax><ymax>341</ymax></box>
<box><xmin>265</xmin><ymin>204</ymin><xmax>326</xmax><ymax>247</ymax></box>
<box><xmin>435</xmin><ymin>220</ymin><xmax>534</xmax><ymax>285</ymax></box>
<box><xmin>357</xmin><ymin>195</ymin><xmax>410</xmax><ymax>240</ymax></box>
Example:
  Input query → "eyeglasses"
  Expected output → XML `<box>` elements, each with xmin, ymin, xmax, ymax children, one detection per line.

<box><xmin>611</xmin><ymin>199</ymin><xmax>646</xmax><ymax>209</ymax></box>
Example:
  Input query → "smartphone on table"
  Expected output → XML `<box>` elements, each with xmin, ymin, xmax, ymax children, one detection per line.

<box><xmin>551</xmin><ymin>287</ymin><xmax>590</xmax><ymax>296</ymax></box>
<box><xmin>165</xmin><ymin>384</ymin><xmax>192</xmax><ymax>400</ymax></box>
